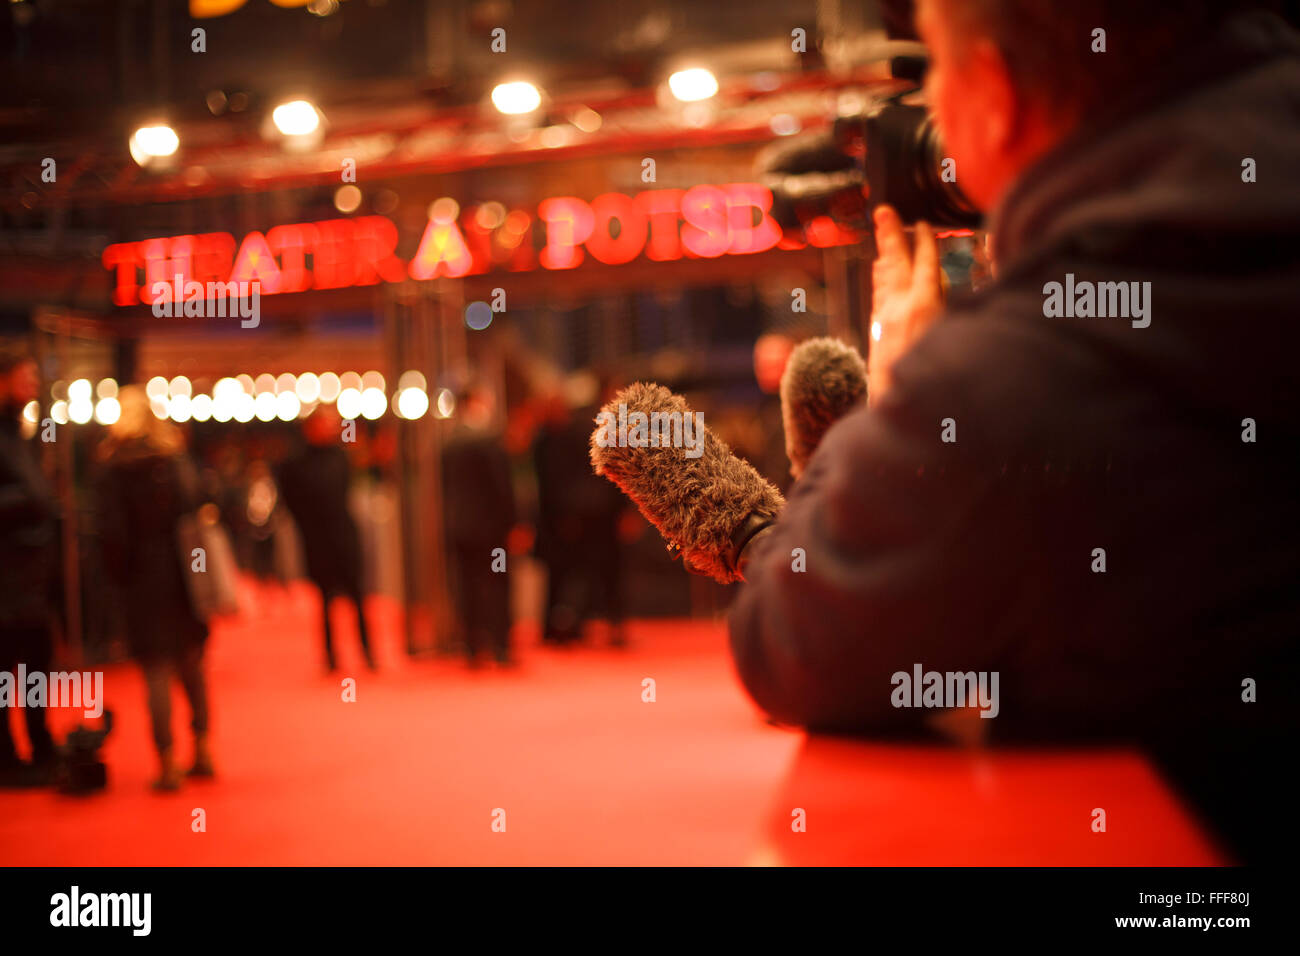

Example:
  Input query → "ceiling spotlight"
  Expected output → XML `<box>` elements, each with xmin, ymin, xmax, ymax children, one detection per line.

<box><xmin>668</xmin><ymin>68</ymin><xmax>718</xmax><ymax>102</ymax></box>
<box><xmin>272</xmin><ymin>100</ymin><xmax>321</xmax><ymax>136</ymax></box>
<box><xmin>129</xmin><ymin>125</ymin><xmax>179</xmax><ymax>166</ymax></box>
<box><xmin>491</xmin><ymin>81</ymin><xmax>542</xmax><ymax>115</ymax></box>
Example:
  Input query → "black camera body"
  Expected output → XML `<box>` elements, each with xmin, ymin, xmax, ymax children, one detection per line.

<box><xmin>860</xmin><ymin>102</ymin><xmax>981</xmax><ymax>229</ymax></box>
<box><xmin>757</xmin><ymin>57</ymin><xmax>982</xmax><ymax>232</ymax></box>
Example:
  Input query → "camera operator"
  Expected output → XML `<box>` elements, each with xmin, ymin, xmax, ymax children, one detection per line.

<box><xmin>728</xmin><ymin>0</ymin><xmax>1298</xmax><ymax>863</ymax></box>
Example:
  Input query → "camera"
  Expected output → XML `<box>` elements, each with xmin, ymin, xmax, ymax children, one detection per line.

<box><xmin>757</xmin><ymin>57</ymin><xmax>982</xmax><ymax>232</ymax></box>
<box><xmin>860</xmin><ymin>102</ymin><xmax>981</xmax><ymax>229</ymax></box>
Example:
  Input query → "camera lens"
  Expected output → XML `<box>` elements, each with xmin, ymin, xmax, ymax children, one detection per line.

<box><xmin>914</xmin><ymin>116</ymin><xmax>980</xmax><ymax>227</ymax></box>
<box><xmin>862</xmin><ymin>103</ymin><xmax>982</xmax><ymax>228</ymax></box>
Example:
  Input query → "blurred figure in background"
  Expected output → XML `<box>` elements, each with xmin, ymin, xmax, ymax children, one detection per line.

<box><xmin>212</xmin><ymin>442</ymin><xmax>256</xmax><ymax>571</ymax></box>
<box><xmin>97</xmin><ymin>386</ymin><xmax>213</xmax><ymax>791</ymax></box>
<box><xmin>243</xmin><ymin>460</ymin><xmax>285</xmax><ymax>587</ymax></box>
<box><xmin>0</xmin><ymin>346</ymin><xmax>61</xmax><ymax>786</ymax></box>
<box><xmin>532</xmin><ymin>373</ymin><xmax>626</xmax><ymax>647</ymax></box>
<box><xmin>441</xmin><ymin>384</ymin><xmax>516</xmax><ymax>667</ymax></box>
<box><xmin>531</xmin><ymin>390</ymin><xmax>577</xmax><ymax>645</ymax></box>
<box><xmin>277</xmin><ymin>405</ymin><xmax>375</xmax><ymax>672</ymax></box>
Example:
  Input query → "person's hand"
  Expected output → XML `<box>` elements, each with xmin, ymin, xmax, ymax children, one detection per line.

<box><xmin>868</xmin><ymin>205</ymin><xmax>944</xmax><ymax>401</ymax></box>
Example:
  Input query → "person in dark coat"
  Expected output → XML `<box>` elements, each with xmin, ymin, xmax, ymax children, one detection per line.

<box><xmin>532</xmin><ymin>398</ymin><xmax>585</xmax><ymax>645</ymax></box>
<box><xmin>97</xmin><ymin>386</ymin><xmax>212</xmax><ymax>791</ymax></box>
<box><xmin>729</xmin><ymin>2</ymin><xmax>1298</xmax><ymax>864</ymax></box>
<box><xmin>277</xmin><ymin>405</ymin><xmax>375</xmax><ymax>672</ymax></box>
<box><xmin>441</xmin><ymin>386</ymin><xmax>517</xmax><ymax>667</ymax></box>
<box><xmin>533</xmin><ymin>378</ymin><xmax>627</xmax><ymax>646</ymax></box>
<box><xmin>0</xmin><ymin>346</ymin><xmax>61</xmax><ymax>786</ymax></box>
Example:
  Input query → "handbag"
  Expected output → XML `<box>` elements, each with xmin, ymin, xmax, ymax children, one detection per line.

<box><xmin>176</xmin><ymin>507</ymin><xmax>241</xmax><ymax>620</ymax></box>
<box><xmin>173</xmin><ymin>454</ymin><xmax>241</xmax><ymax>620</ymax></box>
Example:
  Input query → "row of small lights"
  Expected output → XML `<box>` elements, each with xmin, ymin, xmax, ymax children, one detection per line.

<box><xmin>493</xmin><ymin>67</ymin><xmax>718</xmax><ymax>113</ymax></box>
<box><xmin>23</xmin><ymin>372</ymin><xmax>453</xmax><ymax>427</ymax></box>
<box><xmin>130</xmin><ymin>69</ymin><xmax>722</xmax><ymax>165</ymax></box>
<box><xmin>132</xmin><ymin>100</ymin><xmax>324</xmax><ymax>166</ymax></box>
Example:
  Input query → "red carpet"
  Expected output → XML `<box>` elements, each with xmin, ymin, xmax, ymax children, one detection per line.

<box><xmin>0</xmin><ymin>581</ymin><xmax>800</xmax><ymax>866</ymax></box>
<box><xmin>0</xmin><ymin>580</ymin><xmax>1221</xmax><ymax>865</ymax></box>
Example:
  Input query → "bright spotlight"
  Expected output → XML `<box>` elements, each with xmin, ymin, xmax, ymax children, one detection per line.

<box><xmin>296</xmin><ymin>372</ymin><xmax>321</xmax><ymax>403</ymax></box>
<box><xmin>190</xmin><ymin>394</ymin><xmax>213</xmax><ymax>422</ymax></box>
<box><xmin>396</xmin><ymin>388</ymin><xmax>429</xmax><ymax>420</ymax></box>
<box><xmin>212</xmin><ymin>393</ymin><xmax>235</xmax><ymax>423</ymax></box>
<box><xmin>130</xmin><ymin>125</ymin><xmax>179</xmax><ymax>165</ymax></box>
<box><xmin>214</xmin><ymin>377</ymin><xmax>243</xmax><ymax>401</ymax></box>
<box><xmin>233</xmin><ymin>393</ymin><xmax>256</xmax><ymax>423</ymax></box>
<box><xmin>276</xmin><ymin>392</ymin><xmax>301</xmax><ymax>421</ymax></box>
<box><xmin>668</xmin><ymin>68</ymin><xmax>718</xmax><ymax>102</ymax></box>
<box><xmin>359</xmin><ymin>387</ymin><xmax>387</xmax><ymax>420</ymax></box>
<box><xmin>318</xmin><ymin>372</ymin><xmax>341</xmax><ymax>403</ymax></box>
<box><xmin>491</xmin><ymin>81</ymin><xmax>541</xmax><ymax>115</ymax></box>
<box><xmin>254</xmin><ymin>392</ymin><xmax>277</xmax><ymax>422</ymax></box>
<box><xmin>68</xmin><ymin>379</ymin><xmax>92</xmax><ymax>403</ymax></box>
<box><xmin>94</xmin><ymin>397</ymin><xmax>121</xmax><ymax>426</ymax></box>
<box><xmin>68</xmin><ymin>399</ymin><xmax>94</xmax><ymax>425</ymax></box>
<box><xmin>272</xmin><ymin>100</ymin><xmax>320</xmax><ymax>136</ymax></box>
<box><xmin>169</xmin><ymin>394</ymin><xmax>193</xmax><ymax>423</ymax></box>
<box><xmin>336</xmin><ymin>387</ymin><xmax>363</xmax><ymax>420</ymax></box>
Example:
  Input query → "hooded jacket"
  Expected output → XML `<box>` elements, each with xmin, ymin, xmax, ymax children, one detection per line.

<box><xmin>729</xmin><ymin>9</ymin><xmax>1299</xmax><ymax>862</ymax></box>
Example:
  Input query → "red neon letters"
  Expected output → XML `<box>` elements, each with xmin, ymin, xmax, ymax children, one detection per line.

<box><xmin>103</xmin><ymin>184</ymin><xmax>812</xmax><ymax>306</ymax></box>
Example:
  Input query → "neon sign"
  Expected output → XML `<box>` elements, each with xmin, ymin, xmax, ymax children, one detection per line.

<box><xmin>103</xmin><ymin>183</ymin><xmax>853</xmax><ymax>307</ymax></box>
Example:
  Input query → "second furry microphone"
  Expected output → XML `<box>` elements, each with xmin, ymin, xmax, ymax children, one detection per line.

<box><xmin>780</xmin><ymin>337</ymin><xmax>868</xmax><ymax>480</ymax></box>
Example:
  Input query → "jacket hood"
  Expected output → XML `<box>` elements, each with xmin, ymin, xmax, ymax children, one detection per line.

<box><xmin>991</xmin><ymin>9</ymin><xmax>1300</xmax><ymax>271</ymax></box>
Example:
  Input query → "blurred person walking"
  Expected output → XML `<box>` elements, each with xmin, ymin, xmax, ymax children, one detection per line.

<box><xmin>277</xmin><ymin>405</ymin><xmax>375</xmax><ymax>672</ymax></box>
<box><xmin>0</xmin><ymin>346</ymin><xmax>61</xmax><ymax>786</ymax></box>
<box><xmin>533</xmin><ymin>375</ymin><xmax>626</xmax><ymax>647</ymax></box>
<box><xmin>441</xmin><ymin>385</ymin><xmax>516</xmax><ymax>667</ymax></box>
<box><xmin>96</xmin><ymin>386</ymin><xmax>213</xmax><ymax>791</ymax></box>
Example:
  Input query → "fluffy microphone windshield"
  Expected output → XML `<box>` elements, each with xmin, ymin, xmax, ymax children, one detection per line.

<box><xmin>590</xmin><ymin>383</ymin><xmax>784</xmax><ymax>584</ymax></box>
<box><xmin>780</xmin><ymin>337</ymin><xmax>868</xmax><ymax>477</ymax></box>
